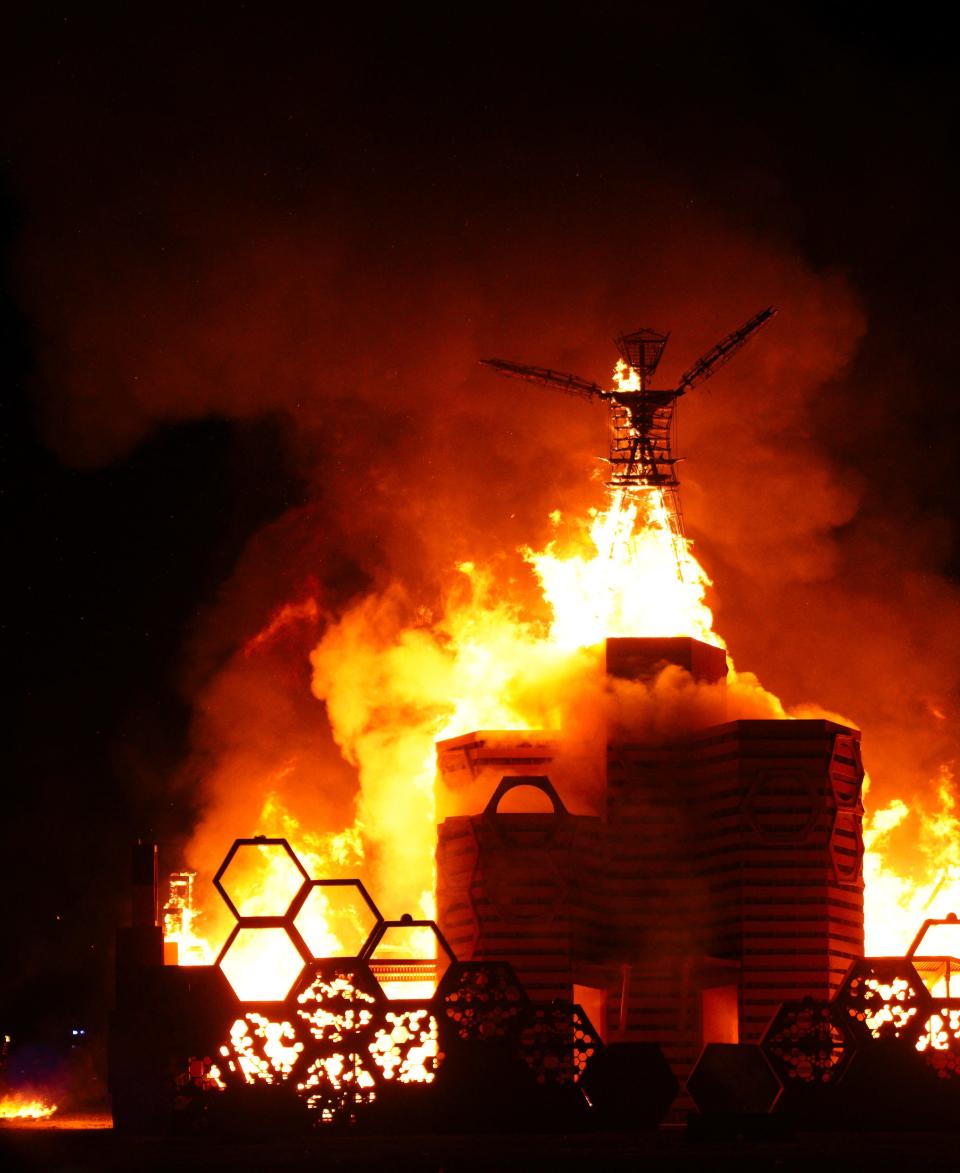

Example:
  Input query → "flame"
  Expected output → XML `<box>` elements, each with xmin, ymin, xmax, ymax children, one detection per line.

<box><xmin>0</xmin><ymin>1094</ymin><xmax>58</xmax><ymax>1121</ymax></box>
<box><xmin>171</xmin><ymin>389</ymin><xmax>958</xmax><ymax>982</ymax></box>
<box><xmin>171</xmin><ymin>794</ymin><xmax>367</xmax><ymax>967</ymax></box>
<box><xmin>308</xmin><ymin>483</ymin><xmax>732</xmax><ymax>927</ymax></box>
<box><xmin>175</xmin><ymin>479</ymin><xmax>723</xmax><ymax>977</ymax></box>
<box><xmin>863</xmin><ymin>768</ymin><xmax>960</xmax><ymax>956</ymax></box>
<box><xmin>524</xmin><ymin>488</ymin><xmax>720</xmax><ymax>649</ymax></box>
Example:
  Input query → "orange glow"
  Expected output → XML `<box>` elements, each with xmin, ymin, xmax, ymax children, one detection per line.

<box><xmin>0</xmin><ymin>1094</ymin><xmax>58</xmax><ymax>1121</ymax></box>
<box><xmin>217</xmin><ymin>841</ymin><xmax>307</xmax><ymax>919</ymax></box>
<box><xmin>181</xmin><ymin>478</ymin><xmax>748</xmax><ymax>988</ymax></box>
<box><xmin>369</xmin><ymin>923</ymin><xmax>450</xmax><ymax>1001</ymax></box>
<box><xmin>172</xmin><ymin>418</ymin><xmax>957</xmax><ymax>977</ymax></box>
<box><xmin>294</xmin><ymin>883</ymin><xmax>380</xmax><ymax>959</ymax></box>
<box><xmin>244</xmin><ymin>597</ymin><xmax>320</xmax><ymax>656</ymax></box>
<box><xmin>863</xmin><ymin>768</ymin><xmax>960</xmax><ymax>956</ymax></box>
<box><xmin>524</xmin><ymin>487</ymin><xmax>719</xmax><ymax>650</ymax></box>
<box><xmin>306</xmin><ymin>483</ymin><xmax>736</xmax><ymax>939</ymax></box>
<box><xmin>163</xmin><ymin>871</ymin><xmax>212</xmax><ymax>965</ymax></box>
<box><xmin>369</xmin><ymin>1010</ymin><xmax>441</xmax><ymax>1083</ymax></box>
<box><xmin>220</xmin><ymin>1013</ymin><xmax>304</xmax><ymax>1084</ymax></box>
<box><xmin>219</xmin><ymin>926</ymin><xmax>305</xmax><ymax>1002</ymax></box>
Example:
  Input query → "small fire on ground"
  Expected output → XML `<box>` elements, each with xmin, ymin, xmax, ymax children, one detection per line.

<box><xmin>0</xmin><ymin>1093</ymin><xmax>58</xmax><ymax>1121</ymax></box>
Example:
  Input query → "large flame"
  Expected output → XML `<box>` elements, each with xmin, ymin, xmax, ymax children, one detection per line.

<box><xmin>170</xmin><ymin>365</ymin><xmax>958</xmax><ymax>975</ymax></box>
<box><xmin>525</xmin><ymin>490</ymin><xmax>720</xmax><ymax>650</ymax></box>
<box><xmin>862</xmin><ymin>767</ymin><xmax>960</xmax><ymax>955</ymax></box>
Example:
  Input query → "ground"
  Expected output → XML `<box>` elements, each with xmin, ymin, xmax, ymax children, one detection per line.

<box><xmin>2</xmin><ymin>1117</ymin><xmax>959</xmax><ymax>1173</ymax></box>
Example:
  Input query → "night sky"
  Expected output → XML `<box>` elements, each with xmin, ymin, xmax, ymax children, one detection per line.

<box><xmin>3</xmin><ymin>6</ymin><xmax>958</xmax><ymax>1069</ymax></box>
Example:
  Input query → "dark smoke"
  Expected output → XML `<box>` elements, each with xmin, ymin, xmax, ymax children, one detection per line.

<box><xmin>4</xmin><ymin>10</ymin><xmax>957</xmax><ymax>1032</ymax></box>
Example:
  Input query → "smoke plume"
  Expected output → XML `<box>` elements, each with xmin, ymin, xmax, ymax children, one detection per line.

<box><xmin>8</xmin><ymin>22</ymin><xmax>958</xmax><ymax>945</ymax></box>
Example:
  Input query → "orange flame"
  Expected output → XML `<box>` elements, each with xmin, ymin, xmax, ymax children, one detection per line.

<box><xmin>524</xmin><ymin>488</ymin><xmax>720</xmax><ymax>649</ymax></box>
<box><xmin>172</xmin><ymin>416</ymin><xmax>958</xmax><ymax>974</ymax></box>
<box><xmin>863</xmin><ymin>767</ymin><xmax>960</xmax><ymax>955</ymax></box>
<box><xmin>0</xmin><ymin>1094</ymin><xmax>58</xmax><ymax>1121</ymax></box>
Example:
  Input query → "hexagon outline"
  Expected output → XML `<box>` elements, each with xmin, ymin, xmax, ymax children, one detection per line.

<box><xmin>293</xmin><ymin>878</ymin><xmax>384</xmax><ymax>960</ymax></box>
<box><xmin>760</xmin><ymin>996</ymin><xmax>859</xmax><ymax>1089</ymax></box>
<box><xmin>360</xmin><ymin>917</ymin><xmax>458</xmax><ymax>1003</ymax></box>
<box><xmin>686</xmin><ymin>1042</ymin><xmax>782</xmax><ymax>1115</ymax></box>
<box><xmin>432</xmin><ymin>960</ymin><xmax>530</xmax><ymax>1047</ymax></box>
<box><xmin>833</xmin><ymin>956</ymin><xmax>934</xmax><ymax>1045</ymax></box>
<box><xmin>213</xmin><ymin>836</ymin><xmax>311</xmax><ymax>921</ymax></box>
<box><xmin>742</xmin><ymin>769</ymin><xmax>822</xmax><ymax>843</ymax></box>
<box><xmin>359</xmin><ymin>916</ymin><xmax>458</xmax><ymax>966</ymax></box>
<box><xmin>215</xmin><ymin>920</ymin><xmax>312</xmax><ymax>1003</ymax></box>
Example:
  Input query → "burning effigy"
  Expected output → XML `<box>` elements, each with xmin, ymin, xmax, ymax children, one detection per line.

<box><xmin>110</xmin><ymin>311</ymin><xmax>960</xmax><ymax>1133</ymax></box>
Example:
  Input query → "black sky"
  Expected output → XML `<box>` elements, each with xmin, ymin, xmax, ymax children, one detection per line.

<box><xmin>3</xmin><ymin>6</ymin><xmax>958</xmax><ymax>1047</ymax></box>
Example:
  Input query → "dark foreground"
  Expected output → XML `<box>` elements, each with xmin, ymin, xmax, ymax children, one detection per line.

<box><xmin>2</xmin><ymin>1116</ymin><xmax>960</xmax><ymax>1173</ymax></box>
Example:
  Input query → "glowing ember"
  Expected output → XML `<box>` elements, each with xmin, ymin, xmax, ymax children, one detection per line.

<box><xmin>369</xmin><ymin>1010</ymin><xmax>441</xmax><ymax>1083</ymax></box>
<box><xmin>0</xmin><ymin>1094</ymin><xmax>58</xmax><ymax>1120</ymax></box>
<box><xmin>220</xmin><ymin>1013</ymin><xmax>304</xmax><ymax>1084</ymax></box>
<box><xmin>854</xmin><ymin>978</ymin><xmax>921</xmax><ymax>1039</ymax></box>
<box><xmin>916</xmin><ymin>1008</ymin><xmax>960</xmax><ymax>1078</ymax></box>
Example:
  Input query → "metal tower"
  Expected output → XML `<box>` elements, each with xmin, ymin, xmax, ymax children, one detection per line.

<box><xmin>481</xmin><ymin>307</ymin><xmax>776</xmax><ymax>554</ymax></box>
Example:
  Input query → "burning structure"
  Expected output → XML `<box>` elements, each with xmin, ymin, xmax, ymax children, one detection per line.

<box><xmin>437</xmin><ymin>635</ymin><xmax>865</xmax><ymax>1082</ymax></box>
<box><xmin>107</xmin><ymin>309</ymin><xmax>960</xmax><ymax>1133</ymax></box>
<box><xmin>443</xmin><ymin>310</ymin><xmax>863</xmax><ymax>1070</ymax></box>
<box><xmin>482</xmin><ymin>305</ymin><xmax>775</xmax><ymax>554</ymax></box>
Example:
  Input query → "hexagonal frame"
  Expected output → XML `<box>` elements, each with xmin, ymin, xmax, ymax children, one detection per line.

<box><xmin>686</xmin><ymin>1043</ymin><xmax>782</xmax><ymax>1115</ymax></box>
<box><xmin>833</xmin><ymin>957</ymin><xmax>933</xmax><ymax>1045</ymax></box>
<box><xmin>433</xmin><ymin>960</ymin><xmax>529</xmax><ymax>1046</ymax></box>
<box><xmin>361</xmin><ymin>916</ymin><xmax>458</xmax><ymax>1002</ymax></box>
<box><xmin>215</xmin><ymin>920</ymin><xmax>312</xmax><ymax>1003</ymax></box>
<box><xmin>214</xmin><ymin>836</ymin><xmax>311</xmax><ymax>921</ymax></box>
<box><xmin>517</xmin><ymin>1001</ymin><xmax>604</xmax><ymax>1086</ymax></box>
<box><xmin>761</xmin><ymin>997</ymin><xmax>858</xmax><ymax>1090</ymax></box>
<box><xmin>293</xmin><ymin>959</ymin><xmax>386</xmax><ymax>1031</ymax></box>
<box><xmin>368</xmin><ymin>1006</ymin><xmax>444</xmax><ymax>1086</ymax></box>
<box><xmin>289</xmin><ymin>959</ymin><xmax>387</xmax><ymax>1119</ymax></box>
<box><xmin>293</xmin><ymin>879</ymin><xmax>383</xmax><ymax>960</ymax></box>
<box><xmin>217</xmin><ymin>1008</ymin><xmax>309</xmax><ymax>1087</ymax></box>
